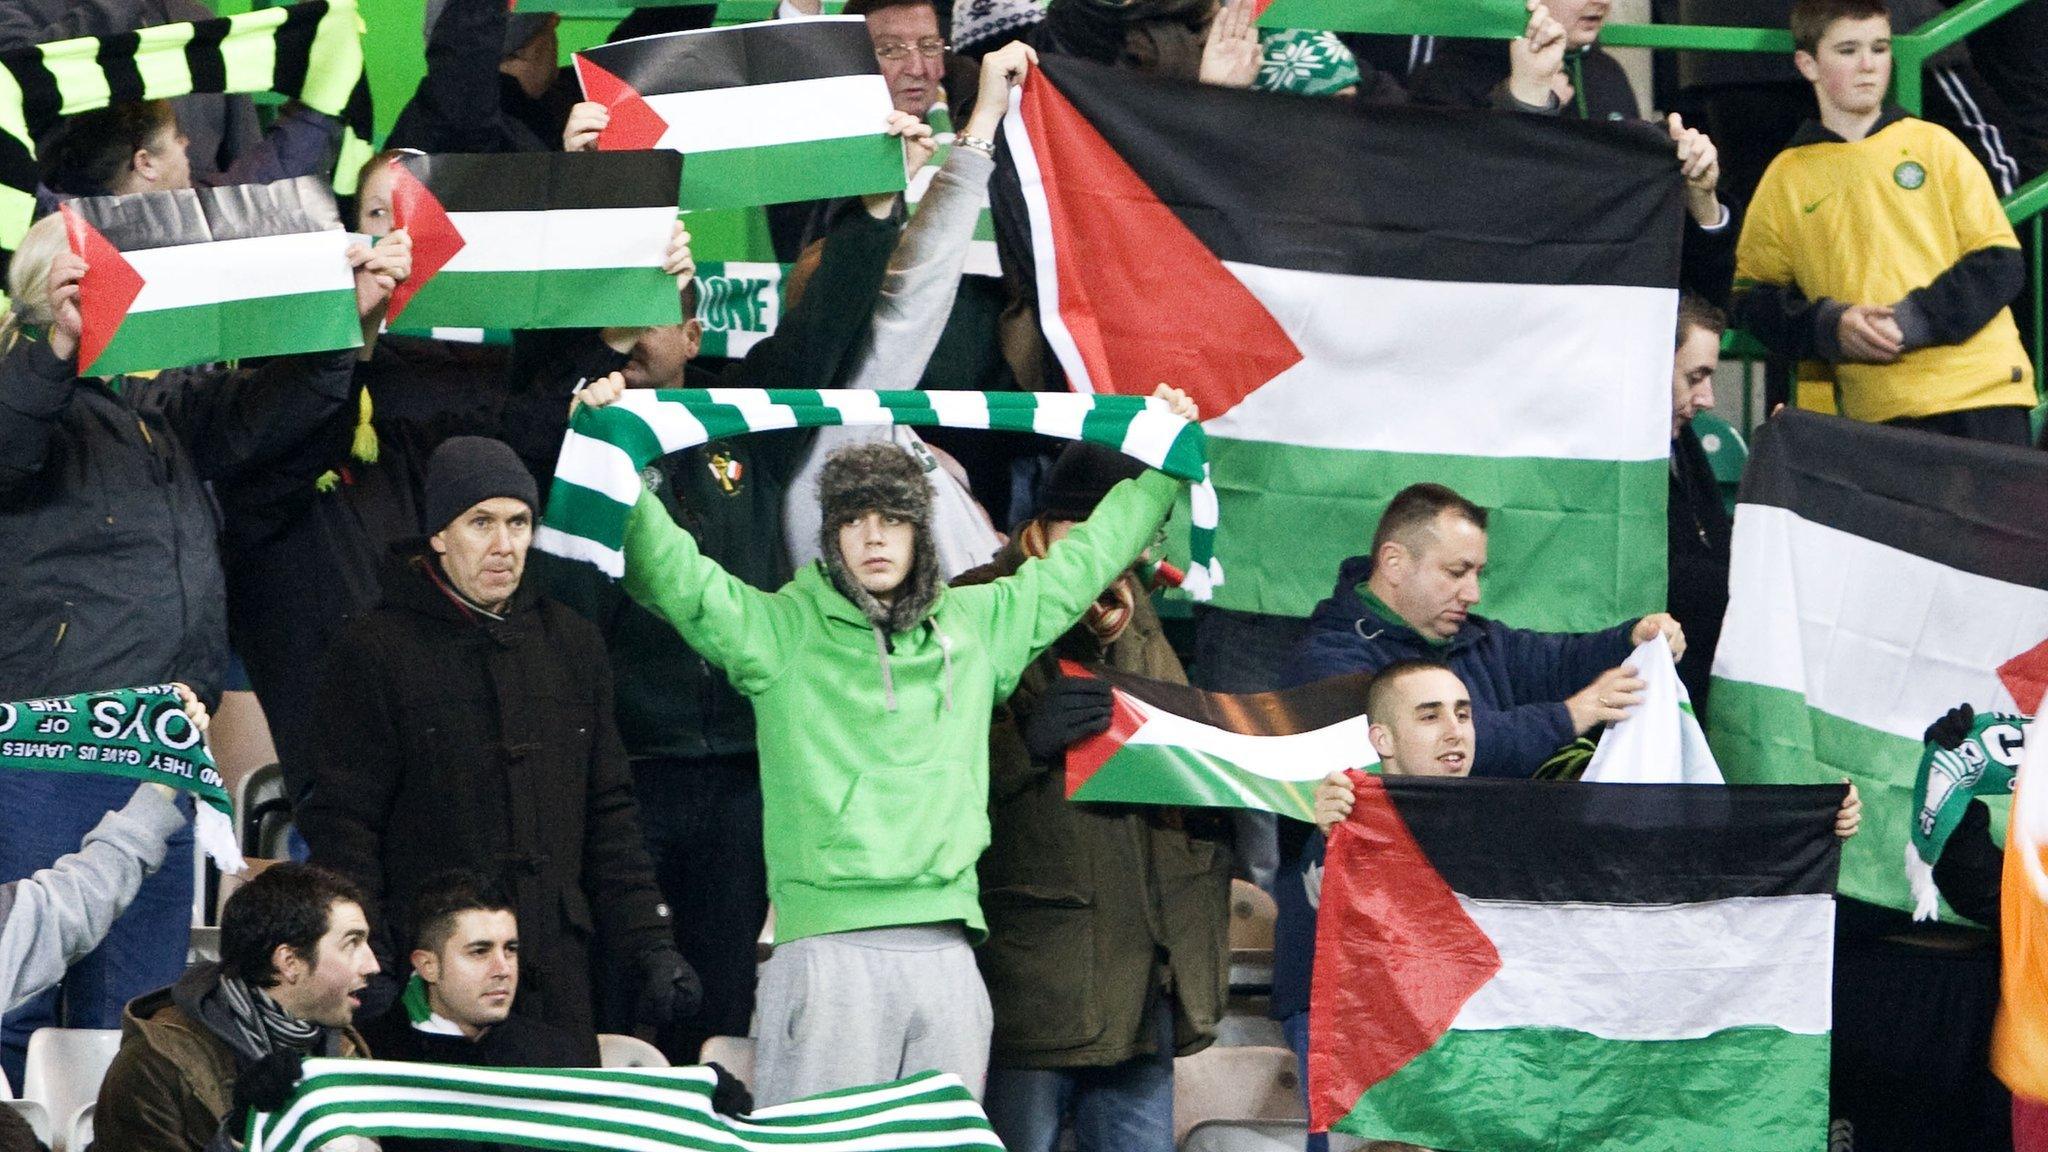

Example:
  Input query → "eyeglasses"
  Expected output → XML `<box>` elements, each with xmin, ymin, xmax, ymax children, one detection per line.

<box><xmin>873</xmin><ymin>38</ymin><xmax>948</xmax><ymax>60</ymax></box>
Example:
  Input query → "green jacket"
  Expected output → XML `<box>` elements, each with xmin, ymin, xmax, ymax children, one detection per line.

<box><xmin>620</xmin><ymin>468</ymin><xmax>1182</xmax><ymax>944</ymax></box>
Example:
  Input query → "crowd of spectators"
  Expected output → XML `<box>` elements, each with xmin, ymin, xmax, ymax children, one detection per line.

<box><xmin>0</xmin><ymin>0</ymin><xmax>2041</xmax><ymax>1147</ymax></box>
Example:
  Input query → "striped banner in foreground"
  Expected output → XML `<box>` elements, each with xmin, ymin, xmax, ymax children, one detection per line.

<box><xmin>1062</xmin><ymin>660</ymin><xmax>1376</xmax><ymax>820</ymax></box>
<box><xmin>247</xmin><ymin>1062</ymin><xmax>1001</xmax><ymax>1152</ymax></box>
<box><xmin>538</xmin><ymin>389</ymin><xmax>1222</xmax><ymax>597</ymax></box>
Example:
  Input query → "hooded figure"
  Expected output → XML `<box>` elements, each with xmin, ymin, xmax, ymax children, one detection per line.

<box><xmin>611</xmin><ymin>424</ymin><xmax>1192</xmax><ymax>1109</ymax></box>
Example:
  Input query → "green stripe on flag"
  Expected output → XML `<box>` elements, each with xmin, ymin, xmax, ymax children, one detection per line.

<box><xmin>397</xmin><ymin>268</ymin><xmax>682</xmax><ymax>331</ymax></box>
<box><xmin>1193</xmin><ymin>439</ymin><xmax>1666</xmax><ymax>629</ymax></box>
<box><xmin>1708</xmin><ymin>676</ymin><xmax>2009</xmax><ymax>916</ymax></box>
<box><xmin>91</xmin><ymin>291</ymin><xmax>361</xmax><ymax>377</ymax></box>
<box><xmin>1335</xmin><ymin>1027</ymin><xmax>1831</xmax><ymax>1152</ymax></box>
<box><xmin>1256</xmin><ymin>0</ymin><xmax>1526</xmax><ymax>36</ymax></box>
<box><xmin>1072</xmin><ymin>746</ymin><xmax>1318</xmax><ymax>821</ymax></box>
<box><xmin>682</xmin><ymin>134</ymin><xmax>906</xmax><ymax>212</ymax></box>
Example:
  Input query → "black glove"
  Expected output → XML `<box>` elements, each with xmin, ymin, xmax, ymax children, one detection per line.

<box><xmin>1924</xmin><ymin>703</ymin><xmax>1975</xmax><ymax>750</ymax></box>
<box><xmin>227</xmin><ymin>1049</ymin><xmax>304</xmax><ymax>1134</ymax></box>
<box><xmin>634</xmin><ymin>946</ymin><xmax>703</xmax><ymax>1028</ymax></box>
<box><xmin>707</xmin><ymin>1061</ymin><xmax>754</xmax><ymax>1117</ymax></box>
<box><xmin>1022</xmin><ymin>675</ymin><xmax>1113</xmax><ymax>763</ymax></box>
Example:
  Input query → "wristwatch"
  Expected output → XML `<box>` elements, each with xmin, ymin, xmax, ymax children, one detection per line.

<box><xmin>953</xmin><ymin>133</ymin><xmax>996</xmax><ymax>158</ymax></box>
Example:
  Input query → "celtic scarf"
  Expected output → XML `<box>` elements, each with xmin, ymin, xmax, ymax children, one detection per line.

<box><xmin>1906</xmin><ymin>711</ymin><xmax>2029</xmax><ymax>921</ymax></box>
<box><xmin>0</xmin><ymin>0</ymin><xmax>375</xmax><ymax>252</ymax></box>
<box><xmin>538</xmin><ymin>389</ymin><xmax>1223</xmax><ymax>598</ymax></box>
<box><xmin>0</xmin><ymin>685</ymin><xmax>243</xmax><ymax>873</ymax></box>
<box><xmin>247</xmin><ymin>1061</ymin><xmax>1001</xmax><ymax>1152</ymax></box>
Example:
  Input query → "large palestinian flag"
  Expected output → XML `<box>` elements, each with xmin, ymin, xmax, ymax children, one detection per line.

<box><xmin>1061</xmin><ymin>660</ymin><xmax>1376</xmax><ymax>820</ymax></box>
<box><xmin>0</xmin><ymin>0</ymin><xmax>374</xmax><ymax>253</ymax></box>
<box><xmin>1710</xmin><ymin>410</ymin><xmax>2048</xmax><ymax>915</ymax></box>
<box><xmin>1311</xmin><ymin>777</ymin><xmax>1843</xmax><ymax>1150</ymax></box>
<box><xmin>575</xmin><ymin>18</ymin><xmax>903</xmax><ymax>211</ymax></box>
<box><xmin>63</xmin><ymin>177</ymin><xmax>360</xmax><ymax>376</ymax></box>
<box><xmin>1004</xmin><ymin>58</ymin><xmax>1681</xmax><ymax>632</ymax></box>
<box><xmin>387</xmin><ymin>151</ymin><xmax>684</xmax><ymax>331</ymax></box>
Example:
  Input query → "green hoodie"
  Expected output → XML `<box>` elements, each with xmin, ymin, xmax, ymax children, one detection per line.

<box><xmin>620</xmin><ymin>468</ymin><xmax>1183</xmax><ymax>944</ymax></box>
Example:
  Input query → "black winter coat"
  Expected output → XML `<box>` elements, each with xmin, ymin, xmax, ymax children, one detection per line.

<box><xmin>297</xmin><ymin>549</ymin><xmax>672</xmax><ymax>1060</ymax></box>
<box><xmin>0</xmin><ymin>338</ymin><xmax>354</xmax><ymax>705</ymax></box>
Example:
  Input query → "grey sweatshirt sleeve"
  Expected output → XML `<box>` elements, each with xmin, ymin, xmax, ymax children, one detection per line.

<box><xmin>0</xmin><ymin>784</ymin><xmax>186</xmax><ymax>1012</ymax></box>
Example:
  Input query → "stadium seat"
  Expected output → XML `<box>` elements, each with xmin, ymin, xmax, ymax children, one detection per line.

<box><xmin>216</xmin><ymin>857</ymin><xmax>286</xmax><ymax>922</ymax></box>
<box><xmin>697</xmin><ymin>1036</ymin><xmax>756</xmax><ymax>1090</ymax></box>
<box><xmin>238</xmin><ymin>762</ymin><xmax>292</xmax><ymax>859</ymax></box>
<box><xmin>1229</xmin><ymin>880</ymin><xmax>1277</xmax><ymax>952</ymax></box>
<box><xmin>1690</xmin><ymin>411</ymin><xmax>1749</xmax><ymax>515</ymax></box>
<box><xmin>66</xmin><ymin>1102</ymin><xmax>94</xmax><ymax>1152</ymax></box>
<box><xmin>1172</xmin><ymin>1045</ymin><xmax>1307</xmax><ymax>1145</ymax></box>
<box><xmin>3</xmin><ymin>1099</ymin><xmax>51</xmax><ymax>1148</ymax></box>
<box><xmin>1180</xmin><ymin>1118</ymin><xmax>1309</xmax><ymax>1151</ymax></box>
<box><xmin>21</xmin><ymin>1028</ymin><xmax>120</xmax><ymax>1151</ymax></box>
<box><xmin>598</xmin><ymin>1034</ymin><xmax>670</xmax><ymax>1068</ymax></box>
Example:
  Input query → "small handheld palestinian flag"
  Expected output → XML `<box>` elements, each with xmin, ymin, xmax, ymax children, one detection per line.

<box><xmin>1905</xmin><ymin>710</ymin><xmax>2027</xmax><ymax>920</ymax></box>
<box><xmin>387</xmin><ymin>151</ymin><xmax>685</xmax><ymax>331</ymax></box>
<box><xmin>63</xmin><ymin>176</ymin><xmax>360</xmax><ymax>376</ymax></box>
<box><xmin>1252</xmin><ymin>0</ymin><xmax>1524</xmax><ymax>35</ymax></box>
<box><xmin>1061</xmin><ymin>660</ymin><xmax>1375</xmax><ymax>820</ymax></box>
<box><xmin>574</xmin><ymin>18</ymin><xmax>904</xmax><ymax>211</ymax></box>
<box><xmin>1311</xmin><ymin>777</ymin><xmax>1843</xmax><ymax>1150</ymax></box>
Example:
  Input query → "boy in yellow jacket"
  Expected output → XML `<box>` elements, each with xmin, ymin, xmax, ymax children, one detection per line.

<box><xmin>1731</xmin><ymin>0</ymin><xmax>2035</xmax><ymax>445</ymax></box>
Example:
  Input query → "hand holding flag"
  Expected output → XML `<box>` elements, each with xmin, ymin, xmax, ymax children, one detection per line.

<box><xmin>350</xmin><ymin>229</ymin><xmax>413</xmax><ymax>320</ymax></box>
<box><xmin>46</xmin><ymin>248</ymin><xmax>86</xmax><ymax>364</ymax></box>
<box><xmin>968</xmin><ymin>42</ymin><xmax>1040</xmax><ymax>142</ymax></box>
<box><xmin>1507</xmin><ymin>0</ymin><xmax>1569</xmax><ymax>107</ymax></box>
<box><xmin>563</xmin><ymin>101</ymin><xmax>608</xmax><ymax>153</ymax></box>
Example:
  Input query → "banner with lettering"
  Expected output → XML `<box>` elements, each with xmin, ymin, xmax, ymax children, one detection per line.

<box><xmin>692</xmin><ymin>261</ymin><xmax>788</xmax><ymax>358</ymax></box>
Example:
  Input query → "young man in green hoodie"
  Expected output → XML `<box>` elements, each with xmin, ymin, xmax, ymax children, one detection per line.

<box><xmin>576</xmin><ymin>373</ymin><xmax>1198</xmax><ymax>1104</ymax></box>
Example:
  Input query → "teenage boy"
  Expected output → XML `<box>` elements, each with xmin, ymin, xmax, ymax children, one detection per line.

<box><xmin>1731</xmin><ymin>0</ymin><xmax>2035</xmax><ymax>445</ymax></box>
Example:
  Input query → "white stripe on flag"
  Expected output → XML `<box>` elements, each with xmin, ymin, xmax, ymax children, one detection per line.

<box><xmin>963</xmin><ymin>239</ymin><xmax>1000</xmax><ymax>278</ymax></box>
<box><xmin>1451</xmin><ymin>893</ymin><xmax>1835</xmax><ymax>1039</ymax></box>
<box><xmin>1712</xmin><ymin>504</ymin><xmax>2048</xmax><ymax>740</ymax></box>
<box><xmin>127</xmin><ymin>231</ymin><xmax>354</xmax><ymax>312</ymax></box>
<box><xmin>1003</xmin><ymin>84</ymin><xmax>1095</xmax><ymax>393</ymax></box>
<box><xmin>1119</xmin><ymin>697</ymin><xmax>1376</xmax><ymax>782</ymax></box>
<box><xmin>645</xmin><ymin>75</ymin><xmax>893</xmax><ymax>154</ymax></box>
<box><xmin>1211</xmin><ymin>263</ymin><xmax>1674</xmax><ymax>462</ymax></box>
<box><xmin>439</xmin><ymin>206</ymin><xmax>674</xmax><ymax>274</ymax></box>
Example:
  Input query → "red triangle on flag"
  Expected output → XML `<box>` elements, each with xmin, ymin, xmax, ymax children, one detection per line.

<box><xmin>1308</xmin><ymin>774</ymin><xmax>1500</xmax><ymax>1132</ymax></box>
<box><xmin>2001</xmin><ymin>638</ymin><xmax>2048</xmax><ymax>717</ymax></box>
<box><xmin>574</xmin><ymin>57</ymin><xmax>670</xmax><ymax>152</ymax></box>
<box><xmin>385</xmin><ymin>164</ymin><xmax>466</xmax><ymax>325</ymax></box>
<box><xmin>1059</xmin><ymin>658</ymin><xmax>1147</xmax><ymax>796</ymax></box>
<box><xmin>59</xmin><ymin>205</ymin><xmax>144</xmax><ymax>376</ymax></box>
<box><xmin>1020</xmin><ymin>70</ymin><xmax>1303</xmax><ymax>420</ymax></box>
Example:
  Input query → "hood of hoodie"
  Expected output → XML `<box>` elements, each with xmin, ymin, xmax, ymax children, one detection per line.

<box><xmin>1309</xmin><ymin>554</ymin><xmax>1488</xmax><ymax>655</ymax></box>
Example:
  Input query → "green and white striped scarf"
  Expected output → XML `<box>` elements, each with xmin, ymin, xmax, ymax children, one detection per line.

<box><xmin>538</xmin><ymin>388</ymin><xmax>1222</xmax><ymax>598</ymax></box>
<box><xmin>247</xmin><ymin>1061</ymin><xmax>1002</xmax><ymax>1152</ymax></box>
<box><xmin>0</xmin><ymin>0</ymin><xmax>375</xmax><ymax>251</ymax></box>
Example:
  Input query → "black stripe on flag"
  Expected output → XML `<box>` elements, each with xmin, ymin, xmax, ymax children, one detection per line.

<box><xmin>1032</xmin><ymin>55</ymin><xmax>1684</xmax><ymax>289</ymax></box>
<box><xmin>183</xmin><ymin>15</ymin><xmax>231</xmax><ymax>94</ymax></box>
<box><xmin>398</xmin><ymin>151</ymin><xmax>683</xmax><ymax>213</ymax></box>
<box><xmin>96</xmin><ymin>32</ymin><xmax>147</xmax><ymax>105</ymax></box>
<box><xmin>1382</xmin><ymin>777</ymin><xmax>1845</xmax><ymax>904</ymax></box>
<box><xmin>577</xmin><ymin>18</ymin><xmax>879</xmax><ymax>97</ymax></box>
<box><xmin>268</xmin><ymin>0</ymin><xmax>329</xmax><ymax>106</ymax></box>
<box><xmin>1087</xmin><ymin>665</ymin><xmax>1373</xmax><ymax>737</ymax></box>
<box><xmin>74</xmin><ymin>176</ymin><xmax>341</xmax><ymax>252</ymax></box>
<box><xmin>1738</xmin><ymin>409</ymin><xmax>2048</xmax><ymax>592</ymax></box>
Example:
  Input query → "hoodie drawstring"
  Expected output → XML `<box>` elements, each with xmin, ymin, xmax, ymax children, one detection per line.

<box><xmin>934</xmin><ymin>623</ymin><xmax>955</xmax><ymax>714</ymax></box>
<box><xmin>873</xmin><ymin>625</ymin><xmax>898</xmax><ymax>712</ymax></box>
<box><xmin>870</xmin><ymin>620</ymin><xmax>955</xmax><ymax>715</ymax></box>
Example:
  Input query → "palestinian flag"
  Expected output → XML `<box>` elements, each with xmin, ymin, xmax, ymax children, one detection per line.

<box><xmin>1311</xmin><ymin>777</ymin><xmax>1843</xmax><ymax>1151</ymax></box>
<box><xmin>0</xmin><ymin>0</ymin><xmax>374</xmax><ymax>253</ymax></box>
<box><xmin>1253</xmin><ymin>0</ymin><xmax>1523</xmax><ymax>36</ymax></box>
<box><xmin>574</xmin><ymin>18</ymin><xmax>903</xmax><ymax>211</ymax></box>
<box><xmin>1995</xmin><ymin>719</ymin><xmax>2048</xmax><ymax>1101</ymax></box>
<box><xmin>1004</xmin><ymin>57</ymin><xmax>1680</xmax><ymax>632</ymax></box>
<box><xmin>248</xmin><ymin>1062</ymin><xmax>1000</xmax><ymax>1152</ymax></box>
<box><xmin>1061</xmin><ymin>660</ymin><xmax>1376</xmax><ymax>820</ymax></box>
<box><xmin>387</xmin><ymin>151</ymin><xmax>685</xmax><ymax>331</ymax></box>
<box><xmin>63</xmin><ymin>176</ymin><xmax>359</xmax><ymax>376</ymax></box>
<box><xmin>1710</xmin><ymin>409</ymin><xmax>2048</xmax><ymax>915</ymax></box>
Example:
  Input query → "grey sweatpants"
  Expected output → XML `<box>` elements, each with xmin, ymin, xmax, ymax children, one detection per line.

<box><xmin>753</xmin><ymin>923</ymin><xmax>993</xmax><ymax>1107</ymax></box>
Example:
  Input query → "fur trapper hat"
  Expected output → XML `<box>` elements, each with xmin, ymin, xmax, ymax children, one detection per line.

<box><xmin>816</xmin><ymin>441</ymin><xmax>941</xmax><ymax>632</ymax></box>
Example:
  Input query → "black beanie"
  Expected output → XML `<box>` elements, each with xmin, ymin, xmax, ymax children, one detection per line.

<box><xmin>424</xmin><ymin>437</ymin><xmax>539</xmax><ymax>534</ymax></box>
<box><xmin>1037</xmin><ymin>441</ymin><xmax>1146</xmax><ymax>523</ymax></box>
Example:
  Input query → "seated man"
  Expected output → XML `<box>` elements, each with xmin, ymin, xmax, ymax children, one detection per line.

<box><xmin>579</xmin><ymin>368</ymin><xmax>1198</xmax><ymax>1106</ymax></box>
<box><xmin>96</xmin><ymin>863</ymin><xmax>379</xmax><ymax>1152</ymax></box>
<box><xmin>359</xmin><ymin>869</ymin><xmax>585</xmax><ymax>1072</ymax></box>
<box><xmin>1284</xmin><ymin>481</ymin><xmax>1681</xmax><ymax>779</ymax></box>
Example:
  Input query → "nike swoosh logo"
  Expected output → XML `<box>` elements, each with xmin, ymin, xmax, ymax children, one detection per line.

<box><xmin>1803</xmin><ymin>194</ymin><xmax>1833</xmax><ymax>213</ymax></box>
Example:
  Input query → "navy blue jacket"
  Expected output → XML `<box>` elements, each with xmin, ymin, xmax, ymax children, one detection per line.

<box><xmin>1280</xmin><ymin>554</ymin><xmax>1637</xmax><ymax>778</ymax></box>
